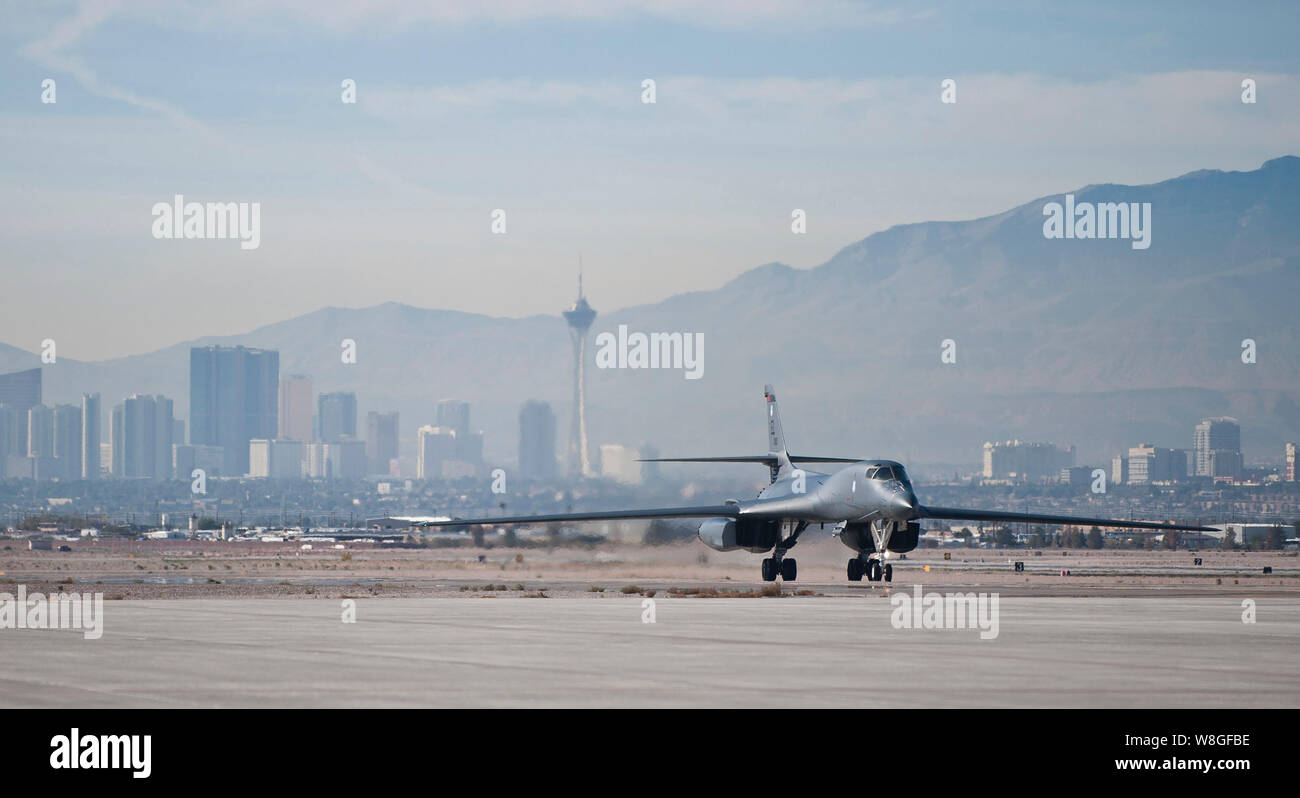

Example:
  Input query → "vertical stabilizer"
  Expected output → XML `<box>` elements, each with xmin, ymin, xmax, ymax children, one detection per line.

<box><xmin>763</xmin><ymin>385</ymin><xmax>794</xmax><ymax>481</ymax></box>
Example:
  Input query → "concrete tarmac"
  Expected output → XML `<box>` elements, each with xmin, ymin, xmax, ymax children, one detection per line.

<box><xmin>2</xmin><ymin>597</ymin><xmax>1297</xmax><ymax>708</ymax></box>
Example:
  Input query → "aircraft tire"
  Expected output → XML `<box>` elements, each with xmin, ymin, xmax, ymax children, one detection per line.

<box><xmin>847</xmin><ymin>559</ymin><xmax>863</xmax><ymax>581</ymax></box>
<box><xmin>780</xmin><ymin>558</ymin><xmax>797</xmax><ymax>581</ymax></box>
<box><xmin>884</xmin><ymin>563</ymin><xmax>893</xmax><ymax>582</ymax></box>
<box><xmin>760</xmin><ymin>558</ymin><xmax>776</xmax><ymax>581</ymax></box>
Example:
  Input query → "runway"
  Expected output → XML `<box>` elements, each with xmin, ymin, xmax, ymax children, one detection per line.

<box><xmin>2</xmin><ymin>596</ymin><xmax>1297</xmax><ymax>708</ymax></box>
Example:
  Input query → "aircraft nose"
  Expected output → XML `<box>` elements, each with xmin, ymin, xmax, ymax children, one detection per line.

<box><xmin>888</xmin><ymin>491</ymin><xmax>916</xmax><ymax>518</ymax></box>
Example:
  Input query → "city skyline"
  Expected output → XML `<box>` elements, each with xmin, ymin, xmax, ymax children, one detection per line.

<box><xmin>3</xmin><ymin>358</ymin><xmax>1293</xmax><ymax>482</ymax></box>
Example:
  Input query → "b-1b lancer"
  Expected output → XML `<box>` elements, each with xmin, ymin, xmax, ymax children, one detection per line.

<box><xmin>422</xmin><ymin>386</ymin><xmax>1215</xmax><ymax>582</ymax></box>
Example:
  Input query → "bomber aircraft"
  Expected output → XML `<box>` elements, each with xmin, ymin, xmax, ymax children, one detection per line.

<box><xmin>421</xmin><ymin>386</ymin><xmax>1215</xmax><ymax>582</ymax></box>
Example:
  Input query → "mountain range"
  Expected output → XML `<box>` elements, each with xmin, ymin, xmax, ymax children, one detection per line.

<box><xmin>4</xmin><ymin>156</ymin><xmax>1298</xmax><ymax>472</ymax></box>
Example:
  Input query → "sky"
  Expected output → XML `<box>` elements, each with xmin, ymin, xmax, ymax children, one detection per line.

<box><xmin>2</xmin><ymin>0</ymin><xmax>1299</xmax><ymax>360</ymax></box>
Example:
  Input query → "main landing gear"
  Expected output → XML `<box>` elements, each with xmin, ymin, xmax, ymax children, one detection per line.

<box><xmin>847</xmin><ymin>521</ymin><xmax>894</xmax><ymax>582</ymax></box>
<box><xmin>847</xmin><ymin>558</ymin><xmax>893</xmax><ymax>582</ymax></box>
<box><xmin>761</xmin><ymin>521</ymin><xmax>808</xmax><ymax>582</ymax></box>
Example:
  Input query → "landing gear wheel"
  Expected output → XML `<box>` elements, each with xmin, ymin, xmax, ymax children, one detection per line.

<box><xmin>847</xmin><ymin>558</ymin><xmax>863</xmax><ymax>581</ymax></box>
<box><xmin>780</xmin><ymin>558</ymin><xmax>797</xmax><ymax>581</ymax></box>
<box><xmin>760</xmin><ymin>558</ymin><xmax>777</xmax><ymax>582</ymax></box>
<box><xmin>884</xmin><ymin>563</ymin><xmax>893</xmax><ymax>583</ymax></box>
<box><xmin>868</xmin><ymin>560</ymin><xmax>883</xmax><ymax>582</ymax></box>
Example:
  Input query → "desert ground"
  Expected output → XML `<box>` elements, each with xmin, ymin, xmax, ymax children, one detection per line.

<box><xmin>2</xmin><ymin>536</ymin><xmax>1296</xmax><ymax>599</ymax></box>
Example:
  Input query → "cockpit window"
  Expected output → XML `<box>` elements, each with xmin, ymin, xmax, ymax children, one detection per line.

<box><xmin>873</xmin><ymin>466</ymin><xmax>895</xmax><ymax>481</ymax></box>
<box><xmin>864</xmin><ymin>467</ymin><xmax>879</xmax><ymax>479</ymax></box>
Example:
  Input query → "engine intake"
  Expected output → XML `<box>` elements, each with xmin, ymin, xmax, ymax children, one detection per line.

<box><xmin>841</xmin><ymin>520</ymin><xmax>920</xmax><ymax>553</ymax></box>
<box><xmin>697</xmin><ymin>517</ymin><xmax>781</xmax><ymax>553</ymax></box>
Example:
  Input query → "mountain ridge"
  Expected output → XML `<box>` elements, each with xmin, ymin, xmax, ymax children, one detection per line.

<box><xmin>4</xmin><ymin>156</ymin><xmax>1297</xmax><ymax>468</ymax></box>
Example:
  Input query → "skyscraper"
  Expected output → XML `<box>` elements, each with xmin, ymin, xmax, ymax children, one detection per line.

<box><xmin>518</xmin><ymin>400</ymin><xmax>556</xmax><ymax>481</ymax></box>
<box><xmin>417</xmin><ymin>425</ymin><xmax>458</xmax><ymax>479</ymax></box>
<box><xmin>434</xmin><ymin>400</ymin><xmax>470</xmax><ymax>436</ymax></box>
<box><xmin>0</xmin><ymin>406</ymin><xmax>23</xmax><ymax>464</ymax></box>
<box><xmin>1287</xmin><ymin>442</ymin><xmax>1297</xmax><ymax>483</ymax></box>
<box><xmin>0</xmin><ymin>367</ymin><xmax>41</xmax><ymax>407</ymax></box>
<box><xmin>366</xmin><ymin>410</ymin><xmax>399</xmax><ymax>475</ymax></box>
<box><xmin>1125</xmin><ymin>444</ymin><xmax>1187</xmax><ymax>484</ymax></box>
<box><xmin>110</xmin><ymin>403</ymin><xmax>124</xmax><ymax>476</ymax></box>
<box><xmin>249</xmin><ymin>438</ymin><xmax>304</xmax><ymax>479</ymax></box>
<box><xmin>25</xmin><ymin>404</ymin><xmax>57</xmax><ymax>479</ymax></box>
<box><xmin>1194</xmin><ymin>417</ymin><xmax>1241</xmax><ymax>477</ymax></box>
<box><xmin>434</xmin><ymin>399</ymin><xmax>483</xmax><ymax>465</ymax></box>
<box><xmin>318</xmin><ymin>392</ymin><xmax>357</xmax><ymax>442</ymax></box>
<box><xmin>190</xmin><ymin>345</ymin><xmax>279</xmax><ymax>475</ymax></box>
<box><xmin>0</xmin><ymin>368</ymin><xmax>41</xmax><ymax>462</ymax></box>
<box><xmin>53</xmin><ymin>403</ymin><xmax>82</xmax><ymax>480</ymax></box>
<box><xmin>26</xmin><ymin>404</ymin><xmax>54</xmax><ymax>459</ymax></box>
<box><xmin>82</xmin><ymin>393</ymin><xmax>101</xmax><ymax>480</ymax></box>
<box><xmin>279</xmin><ymin>374</ymin><xmax>313</xmax><ymax>441</ymax></box>
<box><xmin>562</xmin><ymin>274</ymin><xmax>596</xmax><ymax>477</ymax></box>
<box><xmin>117</xmin><ymin>394</ymin><xmax>174</xmax><ymax>479</ymax></box>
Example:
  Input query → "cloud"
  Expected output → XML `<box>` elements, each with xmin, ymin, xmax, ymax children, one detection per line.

<box><xmin>20</xmin><ymin>0</ymin><xmax>223</xmax><ymax>145</ymax></box>
<box><xmin>87</xmin><ymin>0</ymin><xmax>924</xmax><ymax>33</ymax></box>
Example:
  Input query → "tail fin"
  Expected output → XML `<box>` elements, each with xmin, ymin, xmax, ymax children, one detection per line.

<box><xmin>763</xmin><ymin>384</ymin><xmax>795</xmax><ymax>480</ymax></box>
<box><xmin>637</xmin><ymin>385</ymin><xmax>858</xmax><ymax>485</ymax></box>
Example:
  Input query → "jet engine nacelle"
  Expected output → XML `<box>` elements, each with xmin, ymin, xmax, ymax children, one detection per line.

<box><xmin>697</xmin><ymin>517</ymin><xmax>782</xmax><ymax>553</ymax></box>
<box><xmin>841</xmin><ymin>520</ymin><xmax>920</xmax><ymax>553</ymax></box>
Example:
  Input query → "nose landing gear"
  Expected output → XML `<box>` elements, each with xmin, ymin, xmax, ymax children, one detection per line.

<box><xmin>847</xmin><ymin>556</ymin><xmax>893</xmax><ymax>582</ymax></box>
<box><xmin>847</xmin><ymin>521</ymin><xmax>895</xmax><ymax>582</ymax></box>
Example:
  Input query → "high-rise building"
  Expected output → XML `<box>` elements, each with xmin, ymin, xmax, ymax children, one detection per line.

<box><xmin>279</xmin><ymin>375</ymin><xmax>313</xmax><ymax>442</ymax></box>
<box><xmin>27</xmin><ymin>404</ymin><xmax>54</xmax><ymax>459</ymax></box>
<box><xmin>155</xmin><ymin>396</ymin><xmax>174</xmax><ymax>479</ymax></box>
<box><xmin>1287</xmin><ymin>442</ymin><xmax>1297</xmax><ymax>483</ymax></box>
<box><xmin>562</xmin><ymin>274</ymin><xmax>596</xmax><ymax>477</ymax></box>
<box><xmin>982</xmin><ymin>440</ymin><xmax>1075</xmax><ymax>481</ymax></box>
<box><xmin>433</xmin><ymin>399</ymin><xmax>483</xmax><ymax>465</ymax></box>
<box><xmin>173</xmin><ymin>444</ymin><xmax>223</xmax><ymax>478</ymax></box>
<box><xmin>366</xmin><ymin>411</ymin><xmax>399</xmax><ymax>475</ymax></box>
<box><xmin>1126</xmin><ymin>444</ymin><xmax>1188</xmax><ymax>484</ymax></box>
<box><xmin>417</xmin><ymin>425</ymin><xmax>458</xmax><ymax>479</ymax></box>
<box><xmin>190</xmin><ymin>345</ymin><xmax>279</xmax><ymax>476</ymax></box>
<box><xmin>0</xmin><ymin>367</ymin><xmax>41</xmax><ymax>406</ymax></box>
<box><xmin>0</xmin><ymin>366</ymin><xmax>40</xmax><ymax>460</ymax></box>
<box><xmin>1194</xmin><ymin>417</ymin><xmax>1241</xmax><ymax>477</ymax></box>
<box><xmin>1207</xmin><ymin>449</ymin><xmax>1244</xmax><ymax>482</ymax></box>
<box><xmin>1111</xmin><ymin>454</ymin><xmax>1129</xmax><ymax>486</ymax></box>
<box><xmin>305</xmin><ymin>439</ymin><xmax>365</xmax><ymax>479</ymax></box>
<box><xmin>318</xmin><ymin>392</ymin><xmax>357</xmax><ymax>442</ymax></box>
<box><xmin>116</xmin><ymin>395</ymin><xmax>174</xmax><ymax>479</ymax></box>
<box><xmin>435</xmin><ymin>400</ymin><xmax>470</xmax><ymax>436</ymax></box>
<box><xmin>23</xmin><ymin>404</ymin><xmax>58</xmax><ymax>479</ymax></box>
<box><xmin>81</xmin><ymin>393</ymin><xmax>100</xmax><ymax>479</ymax></box>
<box><xmin>110</xmin><ymin>403</ymin><xmax>124</xmax><ymax>476</ymax></box>
<box><xmin>53</xmin><ymin>403</ymin><xmax>81</xmax><ymax>480</ymax></box>
<box><xmin>249</xmin><ymin>438</ymin><xmax>304</xmax><ymax>479</ymax></box>
<box><xmin>0</xmin><ymin>405</ymin><xmax>23</xmax><ymax>463</ymax></box>
<box><xmin>518</xmin><ymin>400</ymin><xmax>556</xmax><ymax>481</ymax></box>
